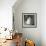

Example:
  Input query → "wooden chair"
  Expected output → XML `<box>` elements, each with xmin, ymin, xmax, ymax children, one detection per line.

<box><xmin>14</xmin><ymin>33</ymin><xmax>22</xmax><ymax>46</ymax></box>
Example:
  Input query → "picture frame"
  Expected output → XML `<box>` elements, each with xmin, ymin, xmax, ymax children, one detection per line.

<box><xmin>22</xmin><ymin>13</ymin><xmax>37</xmax><ymax>28</ymax></box>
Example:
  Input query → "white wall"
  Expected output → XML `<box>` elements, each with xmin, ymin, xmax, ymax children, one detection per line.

<box><xmin>0</xmin><ymin>0</ymin><xmax>16</xmax><ymax>30</ymax></box>
<box><xmin>41</xmin><ymin>0</ymin><xmax>46</xmax><ymax>46</ymax></box>
<box><xmin>13</xmin><ymin>0</ymin><xmax>41</xmax><ymax>46</ymax></box>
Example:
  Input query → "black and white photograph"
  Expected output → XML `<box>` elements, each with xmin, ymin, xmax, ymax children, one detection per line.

<box><xmin>22</xmin><ymin>13</ymin><xmax>37</xmax><ymax>28</ymax></box>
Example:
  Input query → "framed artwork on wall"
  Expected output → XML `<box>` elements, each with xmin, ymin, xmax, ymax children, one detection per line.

<box><xmin>22</xmin><ymin>13</ymin><xmax>37</xmax><ymax>28</ymax></box>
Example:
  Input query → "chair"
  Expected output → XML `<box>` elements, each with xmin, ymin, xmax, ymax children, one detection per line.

<box><xmin>14</xmin><ymin>33</ymin><xmax>23</xmax><ymax>46</ymax></box>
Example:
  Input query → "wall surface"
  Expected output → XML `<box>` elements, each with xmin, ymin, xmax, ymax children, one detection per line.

<box><xmin>41</xmin><ymin>0</ymin><xmax>46</xmax><ymax>46</ymax></box>
<box><xmin>13</xmin><ymin>0</ymin><xmax>41</xmax><ymax>46</ymax></box>
<box><xmin>0</xmin><ymin>0</ymin><xmax>16</xmax><ymax>29</ymax></box>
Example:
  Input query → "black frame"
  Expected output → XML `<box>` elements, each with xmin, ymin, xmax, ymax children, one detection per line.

<box><xmin>22</xmin><ymin>13</ymin><xmax>37</xmax><ymax>28</ymax></box>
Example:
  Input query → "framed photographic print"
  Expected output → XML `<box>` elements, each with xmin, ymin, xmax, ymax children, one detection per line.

<box><xmin>22</xmin><ymin>13</ymin><xmax>37</xmax><ymax>28</ymax></box>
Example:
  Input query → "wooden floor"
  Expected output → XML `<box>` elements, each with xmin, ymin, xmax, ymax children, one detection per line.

<box><xmin>0</xmin><ymin>39</ymin><xmax>16</xmax><ymax>46</ymax></box>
